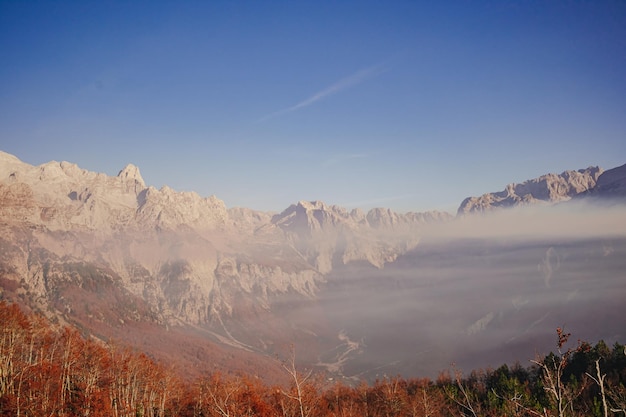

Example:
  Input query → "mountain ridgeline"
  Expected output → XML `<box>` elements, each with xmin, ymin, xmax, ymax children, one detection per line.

<box><xmin>1</xmin><ymin>150</ymin><xmax>625</xmax><ymax>380</ymax></box>
<box><xmin>0</xmin><ymin>151</ymin><xmax>449</xmax><ymax>322</ymax></box>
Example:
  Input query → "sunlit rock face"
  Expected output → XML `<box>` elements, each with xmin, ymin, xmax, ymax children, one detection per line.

<box><xmin>457</xmin><ymin>166</ymin><xmax>603</xmax><ymax>215</ymax></box>
<box><xmin>0</xmin><ymin>151</ymin><xmax>444</xmax><ymax>327</ymax></box>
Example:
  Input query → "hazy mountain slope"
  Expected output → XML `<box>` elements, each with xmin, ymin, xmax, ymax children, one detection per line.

<box><xmin>584</xmin><ymin>163</ymin><xmax>626</xmax><ymax>199</ymax></box>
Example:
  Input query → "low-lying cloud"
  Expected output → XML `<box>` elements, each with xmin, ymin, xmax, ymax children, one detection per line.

<box><xmin>286</xmin><ymin>201</ymin><xmax>626</xmax><ymax>380</ymax></box>
<box><xmin>422</xmin><ymin>200</ymin><xmax>626</xmax><ymax>241</ymax></box>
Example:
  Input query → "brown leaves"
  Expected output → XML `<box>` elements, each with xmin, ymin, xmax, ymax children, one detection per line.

<box><xmin>1</xmin><ymin>306</ymin><xmax>625</xmax><ymax>417</ymax></box>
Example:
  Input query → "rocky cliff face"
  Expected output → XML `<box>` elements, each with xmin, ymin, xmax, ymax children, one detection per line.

<box><xmin>0</xmin><ymin>151</ymin><xmax>446</xmax><ymax>332</ymax></box>
<box><xmin>457</xmin><ymin>167</ymin><xmax>603</xmax><ymax>214</ymax></box>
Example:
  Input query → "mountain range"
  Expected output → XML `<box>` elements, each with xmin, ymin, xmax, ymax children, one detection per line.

<box><xmin>1</xmin><ymin>150</ymin><xmax>625</xmax><ymax>381</ymax></box>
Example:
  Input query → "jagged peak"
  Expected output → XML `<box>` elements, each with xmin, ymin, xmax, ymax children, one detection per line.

<box><xmin>118</xmin><ymin>163</ymin><xmax>145</xmax><ymax>187</ymax></box>
<box><xmin>458</xmin><ymin>165</ymin><xmax>605</xmax><ymax>215</ymax></box>
<box><xmin>159</xmin><ymin>184</ymin><xmax>173</xmax><ymax>193</ymax></box>
<box><xmin>574</xmin><ymin>166</ymin><xmax>602</xmax><ymax>175</ymax></box>
<box><xmin>296</xmin><ymin>200</ymin><xmax>327</xmax><ymax>210</ymax></box>
<box><xmin>367</xmin><ymin>207</ymin><xmax>397</xmax><ymax>216</ymax></box>
<box><xmin>59</xmin><ymin>160</ymin><xmax>78</xmax><ymax>170</ymax></box>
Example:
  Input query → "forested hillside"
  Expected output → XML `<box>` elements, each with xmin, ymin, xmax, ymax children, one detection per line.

<box><xmin>1</xmin><ymin>301</ymin><xmax>624</xmax><ymax>416</ymax></box>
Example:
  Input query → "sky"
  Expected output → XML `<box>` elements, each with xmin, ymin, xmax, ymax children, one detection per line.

<box><xmin>1</xmin><ymin>1</ymin><xmax>625</xmax><ymax>213</ymax></box>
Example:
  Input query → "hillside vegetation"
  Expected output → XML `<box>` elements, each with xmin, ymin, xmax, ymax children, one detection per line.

<box><xmin>1</xmin><ymin>301</ymin><xmax>624</xmax><ymax>417</ymax></box>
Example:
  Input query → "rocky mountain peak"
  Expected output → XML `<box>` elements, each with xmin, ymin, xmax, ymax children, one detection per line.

<box><xmin>296</xmin><ymin>200</ymin><xmax>326</xmax><ymax>210</ymax></box>
<box><xmin>117</xmin><ymin>163</ymin><xmax>145</xmax><ymax>188</ymax></box>
<box><xmin>366</xmin><ymin>207</ymin><xmax>400</xmax><ymax>228</ymax></box>
<box><xmin>458</xmin><ymin>166</ymin><xmax>604</xmax><ymax>215</ymax></box>
<box><xmin>271</xmin><ymin>200</ymin><xmax>362</xmax><ymax>236</ymax></box>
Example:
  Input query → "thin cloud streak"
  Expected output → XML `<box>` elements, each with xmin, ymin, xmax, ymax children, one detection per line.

<box><xmin>258</xmin><ymin>63</ymin><xmax>388</xmax><ymax>122</ymax></box>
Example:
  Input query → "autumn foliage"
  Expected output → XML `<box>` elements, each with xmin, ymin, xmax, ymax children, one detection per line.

<box><xmin>1</xmin><ymin>301</ymin><xmax>625</xmax><ymax>416</ymax></box>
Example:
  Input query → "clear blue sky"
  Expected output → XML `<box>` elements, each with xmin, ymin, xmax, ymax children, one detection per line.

<box><xmin>1</xmin><ymin>1</ymin><xmax>625</xmax><ymax>213</ymax></box>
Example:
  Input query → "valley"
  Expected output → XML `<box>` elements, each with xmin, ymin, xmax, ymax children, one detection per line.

<box><xmin>0</xmin><ymin>150</ymin><xmax>625</xmax><ymax>383</ymax></box>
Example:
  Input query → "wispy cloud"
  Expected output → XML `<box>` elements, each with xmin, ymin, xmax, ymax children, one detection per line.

<box><xmin>258</xmin><ymin>63</ymin><xmax>388</xmax><ymax>122</ymax></box>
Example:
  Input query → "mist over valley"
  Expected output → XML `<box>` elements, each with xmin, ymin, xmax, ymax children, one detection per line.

<box><xmin>1</xmin><ymin>151</ymin><xmax>624</xmax><ymax>383</ymax></box>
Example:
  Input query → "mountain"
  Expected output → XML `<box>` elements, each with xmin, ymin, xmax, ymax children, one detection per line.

<box><xmin>0</xmin><ymin>150</ymin><xmax>450</xmax><ymax>378</ymax></box>
<box><xmin>582</xmin><ymin>163</ymin><xmax>626</xmax><ymax>199</ymax></box>
<box><xmin>457</xmin><ymin>166</ymin><xmax>603</xmax><ymax>214</ymax></box>
<box><xmin>1</xmin><ymin>150</ymin><xmax>625</xmax><ymax>381</ymax></box>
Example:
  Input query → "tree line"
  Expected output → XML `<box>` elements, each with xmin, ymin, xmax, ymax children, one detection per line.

<box><xmin>1</xmin><ymin>300</ymin><xmax>625</xmax><ymax>416</ymax></box>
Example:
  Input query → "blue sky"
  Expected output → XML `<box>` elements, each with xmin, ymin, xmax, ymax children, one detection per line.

<box><xmin>1</xmin><ymin>1</ymin><xmax>625</xmax><ymax>213</ymax></box>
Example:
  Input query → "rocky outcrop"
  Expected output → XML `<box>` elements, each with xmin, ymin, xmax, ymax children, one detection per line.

<box><xmin>135</xmin><ymin>186</ymin><xmax>228</xmax><ymax>231</ymax></box>
<box><xmin>457</xmin><ymin>167</ymin><xmax>603</xmax><ymax>215</ymax></box>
